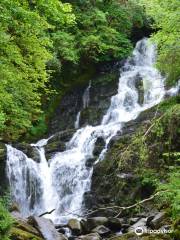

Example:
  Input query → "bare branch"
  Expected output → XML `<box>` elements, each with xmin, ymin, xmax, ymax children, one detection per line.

<box><xmin>81</xmin><ymin>190</ymin><xmax>169</xmax><ymax>218</ymax></box>
<box><xmin>38</xmin><ymin>209</ymin><xmax>56</xmax><ymax>217</ymax></box>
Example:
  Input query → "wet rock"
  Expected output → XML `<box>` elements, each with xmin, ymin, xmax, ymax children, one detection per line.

<box><xmin>28</xmin><ymin>216</ymin><xmax>67</xmax><ymax>240</ymax></box>
<box><xmin>146</xmin><ymin>215</ymin><xmax>155</xmax><ymax>227</ymax></box>
<box><xmin>45</xmin><ymin>130</ymin><xmax>75</xmax><ymax>159</ymax></box>
<box><xmin>92</xmin><ymin>225</ymin><xmax>111</xmax><ymax>237</ymax></box>
<box><xmin>14</xmin><ymin>142</ymin><xmax>40</xmax><ymax>162</ymax></box>
<box><xmin>68</xmin><ymin>219</ymin><xmax>82</xmax><ymax>235</ymax></box>
<box><xmin>81</xmin><ymin>217</ymin><xmax>108</xmax><ymax>232</ymax></box>
<box><xmin>77</xmin><ymin>233</ymin><xmax>101</xmax><ymax>240</ymax></box>
<box><xmin>134</xmin><ymin>74</ymin><xmax>144</xmax><ymax>105</ymax></box>
<box><xmin>93</xmin><ymin>137</ymin><xmax>106</xmax><ymax>157</ymax></box>
<box><xmin>48</xmin><ymin>87</ymin><xmax>84</xmax><ymax>134</ymax></box>
<box><xmin>129</xmin><ymin>218</ymin><xmax>140</xmax><ymax>225</ymax></box>
<box><xmin>85</xmin><ymin>158</ymin><xmax>96</xmax><ymax>168</ymax></box>
<box><xmin>121</xmin><ymin>223</ymin><xmax>130</xmax><ymax>233</ymax></box>
<box><xmin>108</xmin><ymin>217</ymin><xmax>122</xmax><ymax>231</ymax></box>
<box><xmin>57</xmin><ymin>228</ymin><xmax>66</xmax><ymax>234</ymax></box>
<box><xmin>128</xmin><ymin>218</ymin><xmax>147</xmax><ymax>233</ymax></box>
<box><xmin>49</xmin><ymin>129</ymin><xmax>75</xmax><ymax>143</ymax></box>
<box><xmin>83</xmin><ymin>191</ymin><xmax>96</xmax><ymax>209</ymax></box>
<box><xmin>148</xmin><ymin>212</ymin><xmax>166</xmax><ymax>229</ymax></box>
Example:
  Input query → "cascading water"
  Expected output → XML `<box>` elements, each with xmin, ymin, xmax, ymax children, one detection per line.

<box><xmin>7</xmin><ymin>38</ymin><xmax>172</xmax><ymax>224</ymax></box>
<box><xmin>75</xmin><ymin>81</ymin><xmax>91</xmax><ymax>129</ymax></box>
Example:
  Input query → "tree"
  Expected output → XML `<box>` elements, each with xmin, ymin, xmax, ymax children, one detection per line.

<box><xmin>140</xmin><ymin>0</ymin><xmax>180</xmax><ymax>86</ymax></box>
<box><xmin>0</xmin><ymin>0</ymin><xmax>74</xmax><ymax>140</ymax></box>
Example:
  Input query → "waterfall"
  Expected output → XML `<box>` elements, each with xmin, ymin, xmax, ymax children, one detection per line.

<box><xmin>7</xmin><ymin>38</ymin><xmax>168</xmax><ymax>223</ymax></box>
<box><xmin>74</xmin><ymin>111</ymin><xmax>81</xmax><ymax>129</ymax></box>
<box><xmin>82</xmin><ymin>81</ymin><xmax>91</xmax><ymax>109</ymax></box>
<box><xmin>74</xmin><ymin>81</ymin><xmax>91</xmax><ymax>129</ymax></box>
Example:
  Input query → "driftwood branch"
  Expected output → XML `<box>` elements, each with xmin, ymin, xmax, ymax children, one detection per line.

<box><xmin>81</xmin><ymin>190</ymin><xmax>169</xmax><ymax>218</ymax></box>
<box><xmin>38</xmin><ymin>209</ymin><xmax>56</xmax><ymax>217</ymax></box>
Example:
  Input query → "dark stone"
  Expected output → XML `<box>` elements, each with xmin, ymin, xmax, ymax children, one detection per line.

<box><xmin>128</xmin><ymin>218</ymin><xmax>147</xmax><ymax>233</ymax></box>
<box><xmin>68</xmin><ymin>219</ymin><xmax>82</xmax><ymax>236</ymax></box>
<box><xmin>107</xmin><ymin>218</ymin><xmax>122</xmax><ymax>231</ymax></box>
<box><xmin>92</xmin><ymin>225</ymin><xmax>111</xmax><ymax>237</ymax></box>
<box><xmin>81</xmin><ymin>217</ymin><xmax>108</xmax><ymax>233</ymax></box>
<box><xmin>14</xmin><ymin>142</ymin><xmax>40</xmax><ymax>162</ymax></box>
<box><xmin>134</xmin><ymin>73</ymin><xmax>144</xmax><ymax>105</ymax></box>
<box><xmin>28</xmin><ymin>216</ymin><xmax>67</xmax><ymax>240</ymax></box>
<box><xmin>48</xmin><ymin>87</ymin><xmax>85</xmax><ymax>134</ymax></box>
<box><xmin>148</xmin><ymin>212</ymin><xmax>166</xmax><ymax>229</ymax></box>
<box><xmin>129</xmin><ymin>218</ymin><xmax>140</xmax><ymax>225</ymax></box>
<box><xmin>85</xmin><ymin>158</ymin><xmax>96</xmax><ymax>168</ymax></box>
<box><xmin>82</xmin><ymin>191</ymin><xmax>96</xmax><ymax>209</ymax></box>
<box><xmin>45</xmin><ymin>129</ymin><xmax>75</xmax><ymax>160</ymax></box>
<box><xmin>91</xmin><ymin>105</ymin><xmax>162</xmax><ymax>209</ymax></box>
<box><xmin>93</xmin><ymin>137</ymin><xmax>106</xmax><ymax>157</ymax></box>
<box><xmin>57</xmin><ymin>228</ymin><xmax>66</xmax><ymax>234</ymax></box>
<box><xmin>48</xmin><ymin>63</ymin><xmax>120</xmax><ymax>134</ymax></box>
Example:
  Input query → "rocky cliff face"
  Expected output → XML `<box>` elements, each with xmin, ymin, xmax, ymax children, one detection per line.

<box><xmin>48</xmin><ymin>62</ymin><xmax>121</xmax><ymax>134</ymax></box>
<box><xmin>0</xmin><ymin>143</ymin><xmax>7</xmax><ymax>195</ymax></box>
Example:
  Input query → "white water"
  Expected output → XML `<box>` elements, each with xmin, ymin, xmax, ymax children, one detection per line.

<box><xmin>74</xmin><ymin>111</ymin><xmax>81</xmax><ymax>129</ymax></box>
<box><xmin>7</xmin><ymin>38</ymin><xmax>171</xmax><ymax>223</ymax></box>
<box><xmin>75</xmin><ymin>81</ymin><xmax>91</xmax><ymax>129</ymax></box>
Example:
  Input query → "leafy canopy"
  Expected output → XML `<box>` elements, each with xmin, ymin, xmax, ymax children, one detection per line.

<box><xmin>140</xmin><ymin>0</ymin><xmax>180</xmax><ymax>86</ymax></box>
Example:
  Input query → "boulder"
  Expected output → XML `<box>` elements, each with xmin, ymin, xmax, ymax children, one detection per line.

<box><xmin>10</xmin><ymin>227</ymin><xmax>43</xmax><ymax>240</ymax></box>
<box><xmin>28</xmin><ymin>216</ymin><xmax>67</xmax><ymax>240</ymax></box>
<box><xmin>92</xmin><ymin>225</ymin><xmax>111</xmax><ymax>237</ymax></box>
<box><xmin>14</xmin><ymin>142</ymin><xmax>40</xmax><ymax>162</ymax></box>
<box><xmin>129</xmin><ymin>218</ymin><xmax>140</xmax><ymax>225</ymax></box>
<box><xmin>57</xmin><ymin>228</ymin><xmax>66</xmax><ymax>234</ymax></box>
<box><xmin>77</xmin><ymin>233</ymin><xmax>101</xmax><ymax>240</ymax></box>
<box><xmin>81</xmin><ymin>217</ymin><xmax>108</xmax><ymax>232</ymax></box>
<box><xmin>10</xmin><ymin>213</ymin><xmax>43</xmax><ymax>240</ymax></box>
<box><xmin>85</xmin><ymin>158</ymin><xmax>96</xmax><ymax>168</ymax></box>
<box><xmin>108</xmin><ymin>217</ymin><xmax>122</xmax><ymax>231</ymax></box>
<box><xmin>45</xmin><ymin>130</ymin><xmax>75</xmax><ymax>160</ymax></box>
<box><xmin>148</xmin><ymin>212</ymin><xmax>166</xmax><ymax>229</ymax></box>
<box><xmin>68</xmin><ymin>218</ymin><xmax>82</xmax><ymax>235</ymax></box>
<box><xmin>128</xmin><ymin>218</ymin><xmax>147</xmax><ymax>234</ymax></box>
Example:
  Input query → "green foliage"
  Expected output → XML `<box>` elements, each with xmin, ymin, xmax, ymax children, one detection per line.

<box><xmin>0</xmin><ymin>0</ymin><xmax>147</xmax><ymax>141</ymax></box>
<box><xmin>68</xmin><ymin>0</ymin><xmax>146</xmax><ymax>62</ymax></box>
<box><xmin>0</xmin><ymin>0</ymin><xmax>74</xmax><ymax>141</ymax></box>
<box><xmin>140</xmin><ymin>0</ymin><xmax>180</xmax><ymax>86</ymax></box>
<box><xmin>30</xmin><ymin>114</ymin><xmax>48</xmax><ymax>137</ymax></box>
<box><xmin>0</xmin><ymin>200</ymin><xmax>14</xmax><ymax>240</ymax></box>
<box><xmin>158</xmin><ymin>168</ymin><xmax>180</xmax><ymax>219</ymax></box>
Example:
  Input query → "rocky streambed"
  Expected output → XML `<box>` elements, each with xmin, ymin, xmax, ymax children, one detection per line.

<box><xmin>10</xmin><ymin>203</ymin><xmax>171</xmax><ymax>240</ymax></box>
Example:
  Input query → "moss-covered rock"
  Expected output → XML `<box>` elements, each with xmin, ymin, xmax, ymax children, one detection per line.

<box><xmin>10</xmin><ymin>227</ymin><xmax>43</xmax><ymax>240</ymax></box>
<box><xmin>48</xmin><ymin>62</ymin><xmax>120</xmax><ymax>134</ymax></box>
<box><xmin>109</xmin><ymin>232</ymin><xmax>171</xmax><ymax>240</ymax></box>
